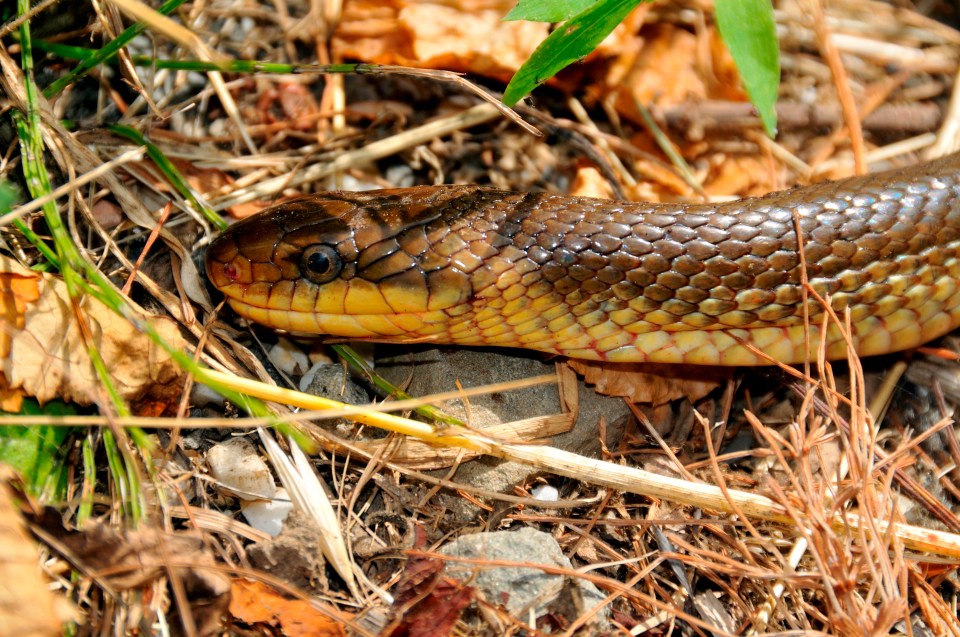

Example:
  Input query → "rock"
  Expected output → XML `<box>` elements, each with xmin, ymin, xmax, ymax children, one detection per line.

<box><xmin>300</xmin><ymin>361</ymin><xmax>373</xmax><ymax>438</ymax></box>
<box><xmin>377</xmin><ymin>347</ymin><xmax>631</xmax><ymax>521</ymax></box>
<box><xmin>378</xmin><ymin>347</ymin><xmax>629</xmax><ymax>455</ymax></box>
<box><xmin>206</xmin><ymin>437</ymin><xmax>276</xmax><ymax>500</ymax></box>
<box><xmin>247</xmin><ymin>512</ymin><xmax>327</xmax><ymax>593</ymax></box>
<box><xmin>241</xmin><ymin>487</ymin><xmax>294</xmax><ymax>537</ymax></box>
<box><xmin>300</xmin><ymin>361</ymin><xmax>369</xmax><ymax>405</ymax></box>
<box><xmin>438</xmin><ymin>527</ymin><xmax>609</xmax><ymax>629</ymax></box>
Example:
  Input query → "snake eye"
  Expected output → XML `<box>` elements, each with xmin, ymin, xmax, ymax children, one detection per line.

<box><xmin>300</xmin><ymin>244</ymin><xmax>342</xmax><ymax>284</ymax></box>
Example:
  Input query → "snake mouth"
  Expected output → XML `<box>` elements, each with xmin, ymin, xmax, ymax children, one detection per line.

<box><xmin>223</xmin><ymin>295</ymin><xmax>444</xmax><ymax>340</ymax></box>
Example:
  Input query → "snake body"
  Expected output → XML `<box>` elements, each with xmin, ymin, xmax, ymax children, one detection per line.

<box><xmin>206</xmin><ymin>153</ymin><xmax>960</xmax><ymax>365</ymax></box>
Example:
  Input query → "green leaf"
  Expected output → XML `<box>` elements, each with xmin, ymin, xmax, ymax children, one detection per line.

<box><xmin>0</xmin><ymin>181</ymin><xmax>20</xmax><ymax>214</ymax></box>
<box><xmin>503</xmin><ymin>0</ymin><xmax>644</xmax><ymax>106</ymax></box>
<box><xmin>715</xmin><ymin>0</ymin><xmax>780</xmax><ymax>137</ymax></box>
<box><xmin>0</xmin><ymin>399</ymin><xmax>77</xmax><ymax>500</ymax></box>
<box><xmin>505</xmin><ymin>0</ymin><xmax>597</xmax><ymax>22</ymax></box>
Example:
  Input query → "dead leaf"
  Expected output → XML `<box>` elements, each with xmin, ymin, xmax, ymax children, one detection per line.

<box><xmin>91</xmin><ymin>199</ymin><xmax>125</xmax><ymax>230</ymax></box>
<box><xmin>569</xmin><ymin>165</ymin><xmax>616</xmax><ymax>200</ymax></box>
<box><xmin>385</xmin><ymin>554</ymin><xmax>474</xmax><ymax>637</ymax></box>
<box><xmin>706</xmin><ymin>26</ymin><xmax>749</xmax><ymax>103</ymax></box>
<box><xmin>0</xmin><ymin>466</ymin><xmax>77</xmax><ymax>637</ymax></box>
<box><xmin>256</xmin><ymin>82</ymin><xmax>322</xmax><ymax>131</ymax></box>
<box><xmin>617</xmin><ymin>25</ymin><xmax>708</xmax><ymax>114</ymax></box>
<box><xmin>34</xmin><ymin>512</ymin><xmax>231</xmax><ymax>636</ymax></box>
<box><xmin>623</xmin><ymin>153</ymin><xmax>700</xmax><ymax>202</ymax></box>
<box><xmin>229</xmin><ymin>578</ymin><xmax>348</xmax><ymax>637</ymax></box>
<box><xmin>124</xmin><ymin>156</ymin><xmax>267</xmax><ymax>220</ymax></box>
<box><xmin>0</xmin><ymin>256</ymin><xmax>187</xmax><ymax>414</ymax></box>
<box><xmin>333</xmin><ymin>0</ymin><xmax>548</xmax><ymax>83</ymax></box>
<box><xmin>703</xmin><ymin>155</ymin><xmax>778</xmax><ymax>199</ymax></box>
<box><xmin>565</xmin><ymin>360</ymin><xmax>732</xmax><ymax>405</ymax></box>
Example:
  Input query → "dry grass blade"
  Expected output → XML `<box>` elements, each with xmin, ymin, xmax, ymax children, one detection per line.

<box><xmin>105</xmin><ymin>0</ymin><xmax>257</xmax><ymax>153</ymax></box>
<box><xmin>198</xmin><ymin>368</ymin><xmax>960</xmax><ymax>560</ymax></box>
<box><xmin>7</xmin><ymin>0</ymin><xmax>960</xmax><ymax>632</ymax></box>
<box><xmin>212</xmin><ymin>103</ymin><xmax>504</xmax><ymax>209</ymax></box>
<box><xmin>257</xmin><ymin>428</ymin><xmax>359</xmax><ymax>598</ymax></box>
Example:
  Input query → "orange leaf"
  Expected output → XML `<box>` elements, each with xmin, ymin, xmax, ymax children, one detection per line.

<box><xmin>385</xmin><ymin>554</ymin><xmax>474</xmax><ymax>637</ymax></box>
<box><xmin>230</xmin><ymin>579</ymin><xmax>348</xmax><ymax>637</ymax></box>
<box><xmin>333</xmin><ymin>0</ymin><xmax>547</xmax><ymax>83</ymax></box>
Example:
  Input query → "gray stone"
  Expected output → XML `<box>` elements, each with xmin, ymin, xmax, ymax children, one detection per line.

<box><xmin>301</xmin><ymin>361</ymin><xmax>369</xmax><ymax>406</ymax></box>
<box><xmin>248</xmin><ymin>512</ymin><xmax>327</xmax><ymax>593</ymax></box>
<box><xmin>377</xmin><ymin>347</ymin><xmax>630</xmax><ymax>456</ymax></box>
<box><xmin>376</xmin><ymin>347</ymin><xmax>630</xmax><ymax>516</ymax></box>
<box><xmin>439</xmin><ymin>527</ymin><xmax>609</xmax><ymax>628</ymax></box>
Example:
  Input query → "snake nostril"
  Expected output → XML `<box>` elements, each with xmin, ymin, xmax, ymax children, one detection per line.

<box><xmin>223</xmin><ymin>263</ymin><xmax>238</xmax><ymax>281</ymax></box>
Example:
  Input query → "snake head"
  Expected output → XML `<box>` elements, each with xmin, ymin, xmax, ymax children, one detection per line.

<box><xmin>206</xmin><ymin>187</ymin><xmax>486</xmax><ymax>337</ymax></box>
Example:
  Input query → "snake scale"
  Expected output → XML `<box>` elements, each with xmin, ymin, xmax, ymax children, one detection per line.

<box><xmin>206</xmin><ymin>153</ymin><xmax>960</xmax><ymax>365</ymax></box>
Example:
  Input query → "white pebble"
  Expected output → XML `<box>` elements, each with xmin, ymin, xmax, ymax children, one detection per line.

<box><xmin>385</xmin><ymin>164</ymin><xmax>415</xmax><ymax>187</ymax></box>
<box><xmin>207</xmin><ymin>438</ymin><xmax>276</xmax><ymax>500</ymax></box>
<box><xmin>242</xmin><ymin>488</ymin><xmax>293</xmax><ymax>537</ymax></box>
<box><xmin>531</xmin><ymin>484</ymin><xmax>559</xmax><ymax>502</ymax></box>
<box><xmin>268</xmin><ymin>337</ymin><xmax>309</xmax><ymax>376</ymax></box>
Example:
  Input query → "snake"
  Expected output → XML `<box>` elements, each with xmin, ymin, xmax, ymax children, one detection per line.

<box><xmin>206</xmin><ymin>153</ymin><xmax>960</xmax><ymax>366</ymax></box>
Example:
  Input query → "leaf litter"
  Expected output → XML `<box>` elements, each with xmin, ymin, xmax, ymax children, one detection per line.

<box><xmin>2</xmin><ymin>0</ymin><xmax>960</xmax><ymax>635</ymax></box>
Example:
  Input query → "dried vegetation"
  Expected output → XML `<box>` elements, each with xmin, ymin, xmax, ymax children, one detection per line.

<box><xmin>2</xmin><ymin>0</ymin><xmax>960</xmax><ymax>635</ymax></box>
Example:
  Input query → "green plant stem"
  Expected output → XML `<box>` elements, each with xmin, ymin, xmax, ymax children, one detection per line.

<box><xmin>108</xmin><ymin>124</ymin><xmax>225</xmax><ymax>231</ymax></box>
<box><xmin>331</xmin><ymin>344</ymin><xmax>464</xmax><ymax>427</ymax></box>
<box><xmin>42</xmin><ymin>0</ymin><xmax>190</xmax><ymax>98</ymax></box>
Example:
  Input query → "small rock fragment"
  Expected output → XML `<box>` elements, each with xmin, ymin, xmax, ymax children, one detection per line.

<box><xmin>268</xmin><ymin>337</ymin><xmax>309</xmax><ymax>376</ymax></box>
<box><xmin>241</xmin><ymin>487</ymin><xmax>294</xmax><ymax>536</ymax></box>
<box><xmin>439</xmin><ymin>527</ymin><xmax>609</xmax><ymax>628</ymax></box>
<box><xmin>206</xmin><ymin>438</ymin><xmax>276</xmax><ymax>500</ymax></box>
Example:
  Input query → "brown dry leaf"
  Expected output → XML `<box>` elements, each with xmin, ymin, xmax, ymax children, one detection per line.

<box><xmin>34</xmin><ymin>513</ymin><xmax>231</xmax><ymax>636</ymax></box>
<box><xmin>91</xmin><ymin>199</ymin><xmax>125</xmax><ymax>230</ymax></box>
<box><xmin>569</xmin><ymin>165</ymin><xmax>616</xmax><ymax>199</ymax></box>
<box><xmin>624</xmin><ymin>154</ymin><xmax>701</xmax><ymax>202</ymax></box>
<box><xmin>125</xmin><ymin>157</ymin><xmax>265</xmax><ymax>220</ymax></box>
<box><xmin>230</xmin><ymin>578</ymin><xmax>348</xmax><ymax>637</ymax></box>
<box><xmin>613</xmin><ymin>22</ymin><xmax>753</xmax><ymax>129</ymax></box>
<box><xmin>0</xmin><ymin>466</ymin><xmax>77</xmax><ymax>637</ymax></box>
<box><xmin>706</xmin><ymin>26</ymin><xmax>749</xmax><ymax>102</ymax></box>
<box><xmin>334</xmin><ymin>0</ymin><xmax>548</xmax><ymax>83</ymax></box>
<box><xmin>253</xmin><ymin>82</ymin><xmax>326</xmax><ymax>140</ymax></box>
<box><xmin>565</xmin><ymin>360</ymin><xmax>732</xmax><ymax>405</ymax></box>
<box><xmin>601</xmin><ymin>6</ymin><xmax>651</xmax><ymax>91</ymax></box>
<box><xmin>0</xmin><ymin>256</ymin><xmax>187</xmax><ymax>414</ymax></box>
<box><xmin>617</xmin><ymin>25</ymin><xmax>707</xmax><ymax>115</ymax></box>
<box><xmin>384</xmin><ymin>554</ymin><xmax>474</xmax><ymax>637</ymax></box>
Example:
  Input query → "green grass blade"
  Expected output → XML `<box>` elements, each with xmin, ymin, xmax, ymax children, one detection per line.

<box><xmin>34</xmin><ymin>38</ymin><xmax>305</xmax><ymax>74</ymax></box>
<box><xmin>17</xmin><ymin>0</ymin><xmax>148</xmax><ymax>520</ymax></box>
<box><xmin>31</xmin><ymin>40</ymin><xmax>96</xmax><ymax>61</ymax></box>
<box><xmin>42</xmin><ymin>0</ymin><xmax>189</xmax><ymax>98</ymax></box>
<box><xmin>715</xmin><ymin>0</ymin><xmax>780</xmax><ymax>137</ymax></box>
<box><xmin>109</xmin><ymin>124</ymin><xmax>226</xmax><ymax>231</ymax></box>
<box><xmin>13</xmin><ymin>3</ymin><xmax>316</xmax><ymax>509</ymax></box>
<box><xmin>505</xmin><ymin>0</ymin><xmax>597</xmax><ymax>22</ymax></box>
<box><xmin>79</xmin><ymin>434</ymin><xmax>96</xmax><ymax>525</ymax></box>
<box><xmin>0</xmin><ymin>181</ymin><xmax>19</xmax><ymax>213</ymax></box>
<box><xmin>503</xmin><ymin>0</ymin><xmax>644</xmax><ymax>106</ymax></box>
